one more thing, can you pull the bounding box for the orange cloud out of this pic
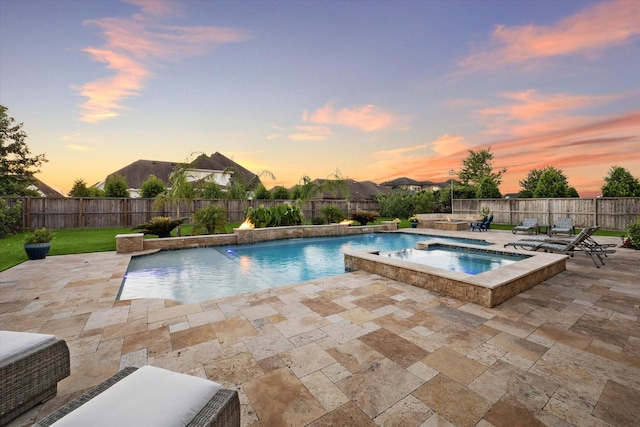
[475,89,621,137]
[305,103,407,132]
[79,0,249,123]
[459,0,640,72]
[431,134,469,156]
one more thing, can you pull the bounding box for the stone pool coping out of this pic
[344,239,567,308]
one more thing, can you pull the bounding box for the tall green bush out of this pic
[0,199,23,238]
[139,174,165,198]
[626,217,640,249]
[104,174,130,198]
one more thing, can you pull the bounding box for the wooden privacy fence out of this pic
[453,197,640,231]
[4,197,639,231]
[3,197,380,230]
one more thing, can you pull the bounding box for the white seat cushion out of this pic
[50,366,221,427]
[0,330,56,361]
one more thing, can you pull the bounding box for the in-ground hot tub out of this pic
[344,241,567,307]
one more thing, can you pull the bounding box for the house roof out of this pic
[380,177,422,187]
[29,178,65,197]
[103,152,260,188]
[312,179,389,201]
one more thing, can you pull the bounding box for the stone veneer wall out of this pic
[344,251,566,307]
[117,223,397,253]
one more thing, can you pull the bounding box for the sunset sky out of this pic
[1,0,639,197]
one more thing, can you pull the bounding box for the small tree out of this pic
[458,147,506,188]
[532,167,570,198]
[0,105,48,196]
[476,176,502,198]
[154,162,195,236]
[601,166,640,197]
[139,174,165,198]
[271,186,290,200]
[104,174,130,197]
[68,178,92,197]
[199,180,224,199]
[518,168,543,198]
[253,184,272,200]
[0,198,23,237]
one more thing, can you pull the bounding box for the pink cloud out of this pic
[459,0,640,72]
[79,0,249,123]
[474,89,629,138]
[288,126,332,141]
[305,103,407,132]
[369,111,640,196]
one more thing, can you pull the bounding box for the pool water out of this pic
[382,246,527,275]
[118,233,490,304]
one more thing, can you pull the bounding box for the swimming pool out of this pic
[382,246,528,274]
[118,233,490,304]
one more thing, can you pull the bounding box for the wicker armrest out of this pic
[0,338,70,425]
[33,367,240,427]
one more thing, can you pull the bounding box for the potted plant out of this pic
[408,215,419,228]
[24,227,53,260]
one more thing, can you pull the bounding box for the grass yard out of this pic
[0,221,625,272]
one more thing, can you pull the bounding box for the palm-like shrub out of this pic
[321,205,344,224]
[191,206,227,235]
[132,216,183,238]
[349,210,379,226]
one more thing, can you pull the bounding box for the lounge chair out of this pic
[470,215,493,232]
[550,217,575,236]
[512,218,539,234]
[504,227,612,268]
[0,331,70,425]
[33,366,240,427]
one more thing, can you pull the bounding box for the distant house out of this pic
[312,179,389,201]
[27,178,65,198]
[380,177,449,192]
[95,152,261,198]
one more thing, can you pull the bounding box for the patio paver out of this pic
[1,230,638,426]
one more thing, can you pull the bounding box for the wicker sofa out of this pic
[33,366,240,427]
[0,331,70,425]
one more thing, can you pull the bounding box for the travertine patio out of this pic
[1,230,638,426]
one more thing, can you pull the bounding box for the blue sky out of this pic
[1,0,638,196]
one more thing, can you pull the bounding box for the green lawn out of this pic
[0,221,625,273]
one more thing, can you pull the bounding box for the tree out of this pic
[601,166,640,197]
[198,180,224,199]
[154,162,195,236]
[0,105,47,196]
[271,186,290,200]
[476,176,502,198]
[253,183,272,200]
[139,174,165,198]
[532,167,570,198]
[518,168,543,198]
[104,174,130,197]
[68,178,92,197]
[458,147,506,188]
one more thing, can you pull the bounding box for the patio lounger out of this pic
[504,227,611,268]
[512,218,539,234]
[33,366,240,427]
[550,217,575,236]
[0,331,70,425]
[470,215,493,232]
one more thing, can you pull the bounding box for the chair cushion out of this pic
[0,330,56,361]
[50,366,221,427]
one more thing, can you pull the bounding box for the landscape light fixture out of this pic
[449,169,455,213]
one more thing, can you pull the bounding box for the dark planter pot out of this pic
[410,222,418,228]
[24,243,51,260]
